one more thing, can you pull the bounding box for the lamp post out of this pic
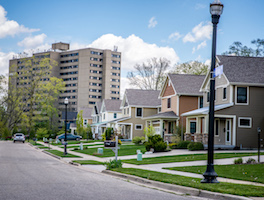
[201,0,223,184]
[64,97,68,155]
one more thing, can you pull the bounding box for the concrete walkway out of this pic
[36,141,264,187]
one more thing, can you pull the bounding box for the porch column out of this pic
[186,117,190,133]
[160,119,163,138]
[196,117,201,133]
[204,115,209,133]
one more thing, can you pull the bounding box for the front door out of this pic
[225,119,231,145]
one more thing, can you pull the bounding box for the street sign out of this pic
[213,65,223,78]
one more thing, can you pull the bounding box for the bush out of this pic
[132,136,145,145]
[105,127,114,140]
[169,143,178,149]
[144,125,155,138]
[177,141,191,149]
[104,159,122,170]
[246,158,256,164]
[187,142,204,151]
[234,157,243,164]
[144,135,167,152]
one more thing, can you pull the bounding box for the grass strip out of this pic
[72,160,104,165]
[122,152,264,165]
[30,142,44,146]
[112,168,264,197]
[38,146,50,149]
[51,140,102,146]
[59,143,104,149]
[164,163,264,184]
[45,150,81,158]
[74,145,146,157]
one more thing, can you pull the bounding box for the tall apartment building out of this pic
[9,42,121,111]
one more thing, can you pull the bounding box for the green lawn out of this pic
[72,160,104,165]
[29,141,44,146]
[164,163,264,184]
[38,146,50,149]
[122,152,264,165]
[59,143,104,149]
[74,145,146,157]
[45,150,81,158]
[51,140,102,146]
[112,168,264,197]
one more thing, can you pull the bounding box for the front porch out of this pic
[144,111,179,142]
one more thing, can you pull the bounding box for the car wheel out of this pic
[23,141,25,143]
[76,138,80,141]
[13,140,15,143]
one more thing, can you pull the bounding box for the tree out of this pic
[223,39,264,57]
[127,57,171,90]
[172,61,209,75]
[76,110,84,136]
[6,54,64,136]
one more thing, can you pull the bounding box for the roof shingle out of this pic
[126,89,161,107]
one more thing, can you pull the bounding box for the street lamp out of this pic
[64,97,68,155]
[201,0,223,184]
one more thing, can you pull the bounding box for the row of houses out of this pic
[67,55,264,149]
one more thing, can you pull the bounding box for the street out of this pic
[0,141,199,200]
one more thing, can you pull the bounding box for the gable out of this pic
[162,81,175,97]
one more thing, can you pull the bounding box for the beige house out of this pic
[144,74,205,142]
[109,89,161,140]
[182,55,264,149]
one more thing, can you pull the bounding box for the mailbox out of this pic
[104,140,116,147]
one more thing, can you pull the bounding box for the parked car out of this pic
[13,133,25,143]
[56,133,82,141]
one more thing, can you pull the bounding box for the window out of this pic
[136,108,142,117]
[114,113,117,118]
[190,122,196,134]
[207,92,210,102]
[168,122,173,133]
[199,96,203,108]
[111,54,120,58]
[127,108,129,115]
[124,109,126,115]
[135,124,143,130]
[223,88,227,100]
[167,98,171,108]
[238,117,252,128]
[103,114,105,120]
[84,119,87,125]
[236,87,248,104]
[215,120,219,136]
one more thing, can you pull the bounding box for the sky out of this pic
[0,0,263,95]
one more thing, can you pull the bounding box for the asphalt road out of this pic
[0,141,200,200]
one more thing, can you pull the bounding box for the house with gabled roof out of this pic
[182,55,264,148]
[90,99,122,139]
[111,89,161,140]
[144,74,205,142]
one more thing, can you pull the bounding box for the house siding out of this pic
[162,82,175,97]
[216,86,264,148]
[179,96,199,127]
[161,95,177,113]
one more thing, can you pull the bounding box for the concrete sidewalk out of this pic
[36,141,264,187]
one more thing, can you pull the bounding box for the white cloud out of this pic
[88,34,179,71]
[183,21,212,43]
[168,32,182,41]
[148,17,157,28]
[0,5,39,38]
[0,51,16,76]
[18,33,47,49]
[192,40,207,53]
[195,3,206,10]
[205,59,211,66]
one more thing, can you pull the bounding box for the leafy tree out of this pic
[144,125,156,138]
[223,39,264,57]
[127,57,171,90]
[84,124,93,140]
[36,128,49,140]
[76,110,84,136]
[105,127,114,140]
[172,61,209,75]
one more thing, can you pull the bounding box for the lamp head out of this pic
[210,0,224,16]
[64,97,68,105]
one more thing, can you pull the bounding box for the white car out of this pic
[13,133,25,143]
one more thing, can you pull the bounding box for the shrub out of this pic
[144,125,155,138]
[169,143,178,149]
[74,147,79,150]
[171,135,181,144]
[132,136,145,145]
[104,159,122,170]
[187,142,204,151]
[177,141,191,149]
[144,135,167,152]
[246,158,256,164]
[234,157,243,164]
[105,127,114,140]
[101,133,106,141]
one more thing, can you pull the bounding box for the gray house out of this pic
[182,55,264,149]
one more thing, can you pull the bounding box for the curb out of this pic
[102,170,252,200]
[42,150,61,160]
[69,161,80,166]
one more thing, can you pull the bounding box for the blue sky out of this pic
[0,0,263,91]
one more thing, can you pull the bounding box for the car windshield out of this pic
[15,134,23,137]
